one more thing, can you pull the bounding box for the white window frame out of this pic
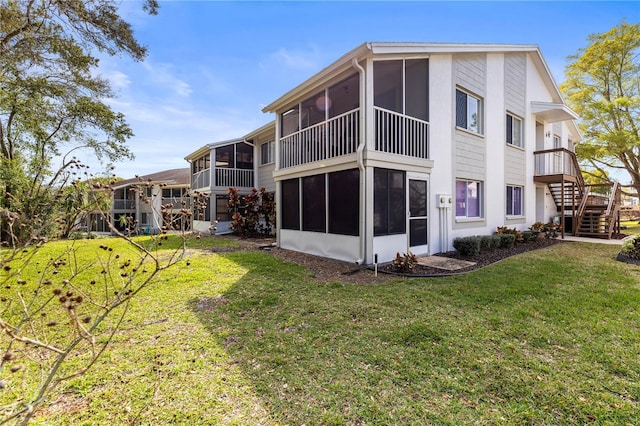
[260,140,275,165]
[506,185,524,217]
[455,179,483,219]
[456,88,483,135]
[506,113,523,148]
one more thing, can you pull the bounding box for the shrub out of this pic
[489,234,502,249]
[391,251,418,273]
[522,230,538,242]
[479,235,493,252]
[621,235,640,259]
[453,236,481,257]
[496,226,523,243]
[228,187,276,237]
[498,233,516,249]
[542,222,559,239]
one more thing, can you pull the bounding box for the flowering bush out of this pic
[391,252,418,273]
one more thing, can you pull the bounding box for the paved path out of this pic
[561,235,626,245]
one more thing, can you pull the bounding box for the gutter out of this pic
[352,57,367,265]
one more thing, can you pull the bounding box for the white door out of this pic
[408,174,429,255]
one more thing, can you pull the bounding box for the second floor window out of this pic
[456,89,482,134]
[261,141,275,165]
[506,113,523,148]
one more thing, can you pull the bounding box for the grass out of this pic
[622,220,640,234]
[2,236,639,425]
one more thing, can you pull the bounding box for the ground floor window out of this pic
[456,179,482,218]
[216,195,230,221]
[374,168,406,236]
[195,196,211,222]
[506,185,523,216]
[281,169,359,235]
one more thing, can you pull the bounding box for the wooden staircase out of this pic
[534,148,622,239]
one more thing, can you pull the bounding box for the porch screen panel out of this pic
[301,91,325,129]
[405,59,429,121]
[216,145,234,168]
[302,175,326,232]
[328,169,359,236]
[328,74,360,118]
[281,106,300,137]
[236,142,253,169]
[281,179,300,230]
[374,61,402,113]
[374,168,406,236]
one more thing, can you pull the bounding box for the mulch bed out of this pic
[380,238,565,276]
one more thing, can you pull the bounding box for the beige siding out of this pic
[505,146,526,186]
[455,54,486,96]
[455,134,485,181]
[454,54,486,182]
[258,163,275,193]
[504,52,527,188]
[504,53,526,117]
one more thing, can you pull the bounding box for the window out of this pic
[261,141,275,165]
[281,179,300,230]
[506,113,523,148]
[553,135,561,149]
[456,89,482,134]
[140,213,148,225]
[216,195,230,221]
[374,168,406,236]
[328,169,359,236]
[195,196,211,221]
[456,180,482,218]
[506,185,523,216]
[302,175,326,232]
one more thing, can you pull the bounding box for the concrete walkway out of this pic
[560,235,627,245]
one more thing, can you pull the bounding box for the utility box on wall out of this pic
[436,194,453,209]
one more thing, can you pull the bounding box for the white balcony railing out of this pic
[280,109,359,168]
[215,168,254,188]
[192,169,211,189]
[162,197,191,209]
[113,199,135,210]
[374,107,429,159]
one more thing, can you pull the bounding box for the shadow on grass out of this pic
[188,245,640,425]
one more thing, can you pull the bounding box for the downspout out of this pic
[352,57,366,265]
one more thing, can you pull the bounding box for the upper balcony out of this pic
[191,167,254,190]
[281,109,359,168]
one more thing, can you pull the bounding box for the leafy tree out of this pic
[561,21,640,197]
[0,0,159,246]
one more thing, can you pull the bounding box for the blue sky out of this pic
[87,1,639,180]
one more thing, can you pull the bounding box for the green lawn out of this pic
[2,236,639,425]
[622,220,640,234]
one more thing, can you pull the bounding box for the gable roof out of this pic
[112,168,190,189]
[262,42,565,112]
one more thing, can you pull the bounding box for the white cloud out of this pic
[142,60,193,97]
[269,46,322,70]
[102,70,131,91]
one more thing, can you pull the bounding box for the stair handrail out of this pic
[575,184,591,236]
[605,182,621,238]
